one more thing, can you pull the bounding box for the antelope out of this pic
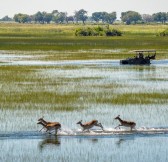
[38,116,58,132]
[77,120,104,131]
[114,115,136,131]
[37,121,61,135]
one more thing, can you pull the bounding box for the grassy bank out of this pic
[0,23,168,59]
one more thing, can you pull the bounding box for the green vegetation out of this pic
[121,11,142,25]
[105,28,122,36]
[159,28,168,36]
[0,65,168,111]
[0,23,168,111]
[75,26,122,36]
[0,21,168,153]
[4,9,167,25]
[0,65,85,111]
[96,92,168,105]
[0,23,168,60]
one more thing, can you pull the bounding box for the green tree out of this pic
[142,14,153,23]
[57,12,67,23]
[52,10,59,15]
[92,12,116,24]
[52,12,67,23]
[104,12,116,24]
[121,11,142,24]
[34,11,44,23]
[13,13,31,23]
[66,16,74,23]
[43,12,52,24]
[152,12,167,24]
[52,10,59,23]
[0,15,13,21]
[74,9,88,24]
[100,12,108,23]
[92,12,103,22]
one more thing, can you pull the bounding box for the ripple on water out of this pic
[1,127,168,140]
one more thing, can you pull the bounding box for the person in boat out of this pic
[145,55,150,59]
[138,52,144,58]
[134,55,138,59]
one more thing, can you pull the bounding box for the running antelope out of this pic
[114,115,136,131]
[38,116,58,132]
[77,120,104,131]
[37,121,61,135]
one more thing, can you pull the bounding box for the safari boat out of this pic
[120,50,156,65]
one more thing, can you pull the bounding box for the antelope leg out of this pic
[95,123,104,130]
[115,125,121,129]
[39,127,45,132]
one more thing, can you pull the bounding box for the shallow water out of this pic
[1,53,168,161]
[1,133,168,162]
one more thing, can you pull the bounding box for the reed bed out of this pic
[0,23,168,110]
[0,23,168,59]
[0,62,168,111]
[0,23,168,162]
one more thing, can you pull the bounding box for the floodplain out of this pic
[0,23,168,162]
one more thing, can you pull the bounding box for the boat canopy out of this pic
[120,49,156,65]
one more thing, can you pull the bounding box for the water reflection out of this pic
[38,136,61,151]
[78,136,99,144]
[0,134,168,162]
[115,136,135,148]
[115,138,125,147]
[91,138,99,143]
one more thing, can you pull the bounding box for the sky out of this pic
[0,0,168,19]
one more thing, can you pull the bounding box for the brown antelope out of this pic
[38,117,58,132]
[37,121,61,135]
[114,115,136,131]
[77,120,104,131]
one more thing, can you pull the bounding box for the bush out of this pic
[75,26,122,36]
[105,29,122,36]
[75,27,98,36]
[75,28,90,36]
[159,29,168,36]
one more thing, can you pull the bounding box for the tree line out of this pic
[1,9,168,25]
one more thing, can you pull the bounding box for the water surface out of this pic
[0,54,168,161]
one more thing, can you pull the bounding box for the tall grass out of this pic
[0,64,168,111]
[0,23,167,60]
[0,24,168,111]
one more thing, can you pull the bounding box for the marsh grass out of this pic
[0,23,168,59]
[94,92,168,105]
[0,63,168,111]
[0,65,104,111]
[0,24,168,111]
[0,66,86,111]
